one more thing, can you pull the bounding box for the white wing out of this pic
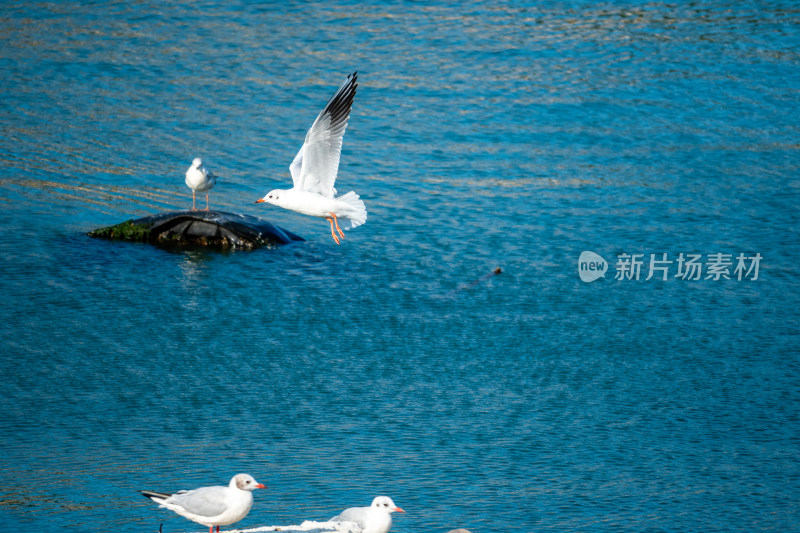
[168,486,228,518]
[289,72,357,198]
[331,505,368,526]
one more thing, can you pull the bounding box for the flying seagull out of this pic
[255,72,366,244]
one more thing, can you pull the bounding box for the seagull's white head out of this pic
[370,496,404,514]
[255,189,283,206]
[191,157,203,169]
[231,473,266,491]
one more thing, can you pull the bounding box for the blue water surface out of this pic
[1,2,799,532]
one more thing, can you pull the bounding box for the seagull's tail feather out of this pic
[337,191,367,230]
[140,490,172,503]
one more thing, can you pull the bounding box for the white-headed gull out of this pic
[255,72,367,244]
[186,157,217,211]
[140,473,265,533]
[331,496,405,533]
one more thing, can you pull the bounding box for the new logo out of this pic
[578,251,608,282]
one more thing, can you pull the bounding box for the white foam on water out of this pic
[232,520,360,533]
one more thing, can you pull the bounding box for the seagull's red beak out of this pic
[255,483,266,489]
[254,198,266,204]
[394,507,405,513]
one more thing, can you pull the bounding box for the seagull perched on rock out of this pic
[140,473,265,533]
[185,157,217,211]
[255,72,366,244]
[330,496,405,533]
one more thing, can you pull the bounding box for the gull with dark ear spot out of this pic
[330,496,405,533]
[255,72,367,245]
[140,473,265,533]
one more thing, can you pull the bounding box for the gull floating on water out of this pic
[186,157,217,211]
[255,72,367,244]
[330,496,405,533]
[140,473,265,533]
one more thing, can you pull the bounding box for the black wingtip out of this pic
[140,490,172,500]
[320,72,358,124]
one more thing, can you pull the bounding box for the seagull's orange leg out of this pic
[205,192,210,211]
[330,213,346,239]
[191,191,197,211]
[326,217,341,245]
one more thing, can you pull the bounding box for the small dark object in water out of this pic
[89,210,304,250]
[444,266,503,298]
[465,266,502,289]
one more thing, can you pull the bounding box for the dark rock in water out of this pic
[89,210,304,249]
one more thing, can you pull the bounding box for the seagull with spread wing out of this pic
[255,72,366,244]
